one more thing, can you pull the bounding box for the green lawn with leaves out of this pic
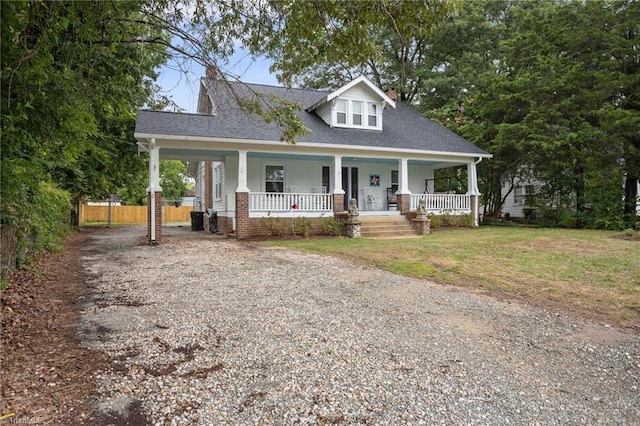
[263,227,640,330]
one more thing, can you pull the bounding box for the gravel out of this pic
[79,225,640,425]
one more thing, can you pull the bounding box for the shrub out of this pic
[427,213,472,228]
[320,217,344,236]
[292,217,313,237]
[259,216,288,236]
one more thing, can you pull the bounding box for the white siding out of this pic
[212,161,226,213]
[315,102,332,126]
[342,85,378,101]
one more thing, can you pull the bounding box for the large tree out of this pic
[1,1,166,265]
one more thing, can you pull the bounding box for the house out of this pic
[500,172,640,222]
[500,174,542,221]
[135,75,492,241]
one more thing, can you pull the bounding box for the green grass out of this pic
[262,227,640,329]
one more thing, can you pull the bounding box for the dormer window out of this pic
[333,98,381,130]
[305,75,395,130]
[352,101,363,126]
[368,104,377,127]
[336,99,347,125]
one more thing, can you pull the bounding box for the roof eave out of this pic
[134,132,491,160]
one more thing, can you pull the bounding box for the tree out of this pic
[159,161,189,205]
[1,0,166,267]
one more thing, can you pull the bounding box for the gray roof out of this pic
[135,80,489,156]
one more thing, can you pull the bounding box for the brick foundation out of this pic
[147,191,162,242]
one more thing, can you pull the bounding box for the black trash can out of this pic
[190,211,204,231]
[209,210,218,234]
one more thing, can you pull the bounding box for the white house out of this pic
[135,75,492,241]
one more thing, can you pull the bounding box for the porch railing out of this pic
[250,192,333,212]
[410,193,471,214]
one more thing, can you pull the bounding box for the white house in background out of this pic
[500,175,542,220]
[135,75,492,241]
[500,174,640,221]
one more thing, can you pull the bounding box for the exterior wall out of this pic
[501,176,542,218]
[343,85,378,101]
[212,161,226,213]
[215,153,472,237]
[204,161,213,209]
[315,102,332,125]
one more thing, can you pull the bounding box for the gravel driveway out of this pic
[80,225,639,425]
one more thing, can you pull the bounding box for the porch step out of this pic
[359,215,420,238]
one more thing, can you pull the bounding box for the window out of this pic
[514,184,535,204]
[352,101,363,126]
[214,165,222,200]
[336,99,347,125]
[368,103,377,127]
[265,165,284,193]
[322,166,331,192]
[334,98,380,129]
[391,170,398,187]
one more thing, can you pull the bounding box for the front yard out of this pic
[265,227,640,330]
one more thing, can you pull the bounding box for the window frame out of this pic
[214,164,223,201]
[333,98,381,130]
[264,164,285,193]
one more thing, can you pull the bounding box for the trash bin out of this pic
[209,210,218,234]
[190,211,204,231]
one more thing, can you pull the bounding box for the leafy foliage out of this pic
[1,1,165,266]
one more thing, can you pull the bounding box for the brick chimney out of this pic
[385,87,397,101]
[206,66,218,79]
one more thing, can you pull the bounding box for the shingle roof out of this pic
[135,80,489,156]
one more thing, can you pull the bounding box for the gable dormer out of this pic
[306,76,396,131]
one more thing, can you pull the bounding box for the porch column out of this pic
[147,140,162,243]
[467,160,480,227]
[236,150,250,238]
[397,158,410,213]
[333,155,345,213]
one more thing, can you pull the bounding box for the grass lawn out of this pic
[263,227,640,330]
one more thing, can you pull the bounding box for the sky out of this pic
[156,49,279,113]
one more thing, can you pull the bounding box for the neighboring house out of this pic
[500,175,542,220]
[135,75,492,241]
[86,194,123,206]
[500,174,640,221]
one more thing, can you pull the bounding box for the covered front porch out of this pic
[139,139,483,241]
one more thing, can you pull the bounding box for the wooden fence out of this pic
[80,205,192,224]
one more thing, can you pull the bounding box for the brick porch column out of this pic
[147,191,162,242]
[396,193,411,214]
[333,193,345,214]
[236,191,250,239]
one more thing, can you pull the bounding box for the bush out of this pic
[259,216,288,236]
[320,217,344,236]
[292,217,313,237]
[427,213,472,228]
[2,181,71,269]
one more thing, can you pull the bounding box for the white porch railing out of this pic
[250,192,333,212]
[410,193,471,214]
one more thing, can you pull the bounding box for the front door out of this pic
[342,167,359,211]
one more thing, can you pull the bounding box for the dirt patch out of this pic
[0,228,113,425]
